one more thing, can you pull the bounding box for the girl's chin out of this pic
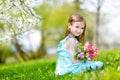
[72,33,80,37]
[75,34,80,36]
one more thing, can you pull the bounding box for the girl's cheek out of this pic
[73,28,76,31]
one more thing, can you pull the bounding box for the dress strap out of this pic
[63,34,78,43]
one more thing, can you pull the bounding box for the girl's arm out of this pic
[65,38,80,64]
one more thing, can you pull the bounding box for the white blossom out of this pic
[0,0,41,43]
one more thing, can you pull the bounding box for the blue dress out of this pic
[55,34,103,75]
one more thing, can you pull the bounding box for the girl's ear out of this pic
[68,23,71,29]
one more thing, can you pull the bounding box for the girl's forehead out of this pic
[73,22,85,27]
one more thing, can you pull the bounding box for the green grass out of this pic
[0,49,120,80]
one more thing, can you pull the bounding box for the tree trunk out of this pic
[0,57,5,63]
[74,0,80,10]
[27,36,36,59]
[96,5,100,47]
[12,36,27,61]
[37,30,46,58]
[0,50,5,63]
[93,0,103,47]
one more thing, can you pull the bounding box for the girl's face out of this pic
[68,22,85,37]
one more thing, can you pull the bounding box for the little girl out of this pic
[55,13,103,75]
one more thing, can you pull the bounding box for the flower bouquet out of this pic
[74,42,98,62]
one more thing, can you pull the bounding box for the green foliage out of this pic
[0,22,4,30]
[9,8,22,17]
[74,43,84,60]
[76,43,84,51]
[74,52,78,59]
[0,44,13,63]
[33,0,96,49]
[33,2,79,48]
[0,49,120,80]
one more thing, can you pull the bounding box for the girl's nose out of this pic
[78,30,81,33]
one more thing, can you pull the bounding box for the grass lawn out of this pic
[0,49,120,80]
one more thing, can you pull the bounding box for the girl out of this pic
[55,13,103,75]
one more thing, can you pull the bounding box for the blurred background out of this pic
[0,0,120,64]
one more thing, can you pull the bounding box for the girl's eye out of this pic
[81,28,84,29]
[75,26,79,28]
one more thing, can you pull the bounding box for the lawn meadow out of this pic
[0,49,120,80]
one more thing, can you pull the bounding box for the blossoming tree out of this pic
[0,0,41,61]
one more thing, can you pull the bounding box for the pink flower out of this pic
[84,42,93,52]
[84,42,90,47]
[88,51,98,58]
[80,55,84,58]
[74,41,98,62]
[78,52,84,58]
[93,52,98,57]
[78,49,81,53]
[87,57,91,61]
[92,45,98,52]
[76,41,79,44]
[89,53,94,58]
